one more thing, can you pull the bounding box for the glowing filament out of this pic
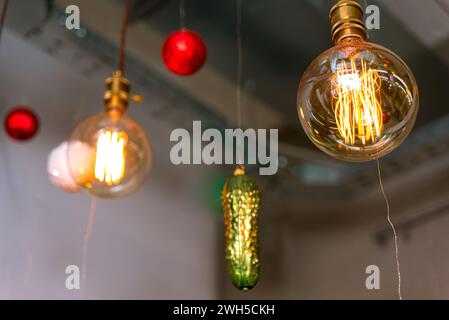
[332,59,383,145]
[94,130,127,186]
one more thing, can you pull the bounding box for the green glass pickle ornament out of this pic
[222,166,261,291]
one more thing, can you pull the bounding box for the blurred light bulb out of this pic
[68,71,152,198]
[68,140,95,186]
[297,0,419,162]
[47,141,82,193]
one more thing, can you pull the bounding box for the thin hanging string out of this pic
[0,0,10,44]
[81,196,97,296]
[234,0,245,272]
[179,0,186,29]
[118,0,132,73]
[235,0,243,165]
[376,158,402,300]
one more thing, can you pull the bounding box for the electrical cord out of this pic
[118,0,132,73]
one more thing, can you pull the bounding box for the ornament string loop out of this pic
[236,0,243,165]
[179,0,186,29]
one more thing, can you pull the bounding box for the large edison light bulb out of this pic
[297,0,419,162]
[68,71,152,198]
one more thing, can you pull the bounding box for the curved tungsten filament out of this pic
[333,59,383,145]
[94,130,127,185]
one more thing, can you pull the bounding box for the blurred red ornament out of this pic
[4,107,39,141]
[162,29,207,76]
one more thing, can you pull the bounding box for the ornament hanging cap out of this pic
[234,166,245,176]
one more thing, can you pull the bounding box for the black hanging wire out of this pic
[118,0,132,73]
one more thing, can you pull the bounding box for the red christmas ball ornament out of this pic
[4,107,39,141]
[162,29,207,76]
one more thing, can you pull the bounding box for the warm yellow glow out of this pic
[332,58,383,145]
[94,130,127,186]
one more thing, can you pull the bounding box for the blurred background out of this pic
[1,0,449,299]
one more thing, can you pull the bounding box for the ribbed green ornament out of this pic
[222,166,261,292]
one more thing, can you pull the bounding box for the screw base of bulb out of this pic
[103,70,142,116]
[330,0,367,45]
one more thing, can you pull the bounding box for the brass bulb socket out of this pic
[330,0,368,45]
[103,70,142,116]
